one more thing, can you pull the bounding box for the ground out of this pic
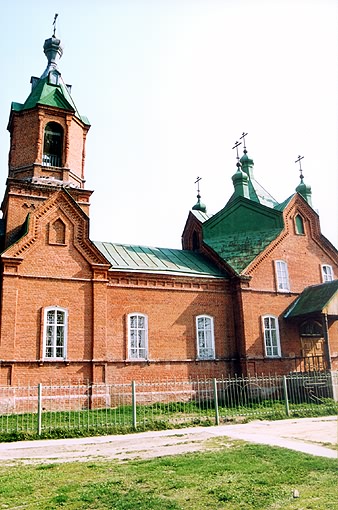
[0,416,336,464]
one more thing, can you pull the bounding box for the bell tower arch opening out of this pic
[43,122,63,167]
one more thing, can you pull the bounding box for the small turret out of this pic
[40,34,63,79]
[192,177,207,213]
[295,155,312,206]
[231,138,249,199]
[192,194,207,213]
[296,177,312,206]
[232,161,249,199]
[240,149,254,179]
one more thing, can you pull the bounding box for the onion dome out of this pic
[232,162,249,199]
[192,193,207,213]
[240,149,254,178]
[40,35,64,79]
[296,177,312,206]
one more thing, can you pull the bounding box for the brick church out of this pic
[0,32,337,386]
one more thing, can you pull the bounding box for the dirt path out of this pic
[0,416,336,464]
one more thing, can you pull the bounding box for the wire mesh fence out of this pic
[0,371,337,440]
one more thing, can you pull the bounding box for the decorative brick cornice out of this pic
[107,272,228,292]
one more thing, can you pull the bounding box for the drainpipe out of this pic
[322,313,332,370]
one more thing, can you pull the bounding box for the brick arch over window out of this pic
[43,122,63,167]
[49,218,66,245]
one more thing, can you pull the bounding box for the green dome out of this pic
[192,194,207,213]
[232,166,248,184]
[239,149,254,178]
[296,178,312,206]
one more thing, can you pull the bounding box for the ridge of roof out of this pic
[191,209,212,223]
[93,241,228,278]
[274,194,294,211]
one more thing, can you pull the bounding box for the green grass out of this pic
[0,399,337,442]
[0,443,337,509]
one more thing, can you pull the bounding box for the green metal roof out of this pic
[284,280,338,318]
[94,241,227,278]
[202,196,284,273]
[248,178,278,208]
[12,76,90,126]
[205,229,282,273]
[191,209,212,223]
[273,194,294,211]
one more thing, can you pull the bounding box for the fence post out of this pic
[37,383,42,436]
[213,378,219,425]
[282,376,290,417]
[131,380,137,430]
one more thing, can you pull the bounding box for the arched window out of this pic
[275,260,290,292]
[300,320,323,337]
[43,307,68,359]
[196,315,215,359]
[128,313,148,359]
[295,214,304,234]
[49,219,66,245]
[262,315,281,357]
[192,231,200,251]
[43,122,63,167]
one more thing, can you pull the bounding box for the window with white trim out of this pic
[43,307,67,359]
[196,315,215,359]
[128,313,148,359]
[321,264,334,282]
[262,315,281,357]
[275,260,290,292]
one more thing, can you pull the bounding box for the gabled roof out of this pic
[202,196,284,273]
[191,209,212,223]
[284,280,338,318]
[274,194,294,211]
[1,189,108,267]
[94,241,228,278]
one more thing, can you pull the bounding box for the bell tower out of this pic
[2,26,92,249]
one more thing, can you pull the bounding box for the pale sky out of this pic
[1,0,337,248]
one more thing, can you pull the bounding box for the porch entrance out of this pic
[300,338,326,371]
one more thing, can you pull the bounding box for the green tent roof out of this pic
[202,196,284,273]
[284,280,338,318]
[11,75,90,126]
[94,241,228,278]
[205,229,282,273]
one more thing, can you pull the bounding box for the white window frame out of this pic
[321,264,334,282]
[43,307,68,360]
[275,260,290,292]
[262,315,281,358]
[196,315,215,360]
[128,313,148,360]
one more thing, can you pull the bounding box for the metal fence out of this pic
[0,371,337,439]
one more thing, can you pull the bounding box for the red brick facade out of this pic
[0,36,337,386]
